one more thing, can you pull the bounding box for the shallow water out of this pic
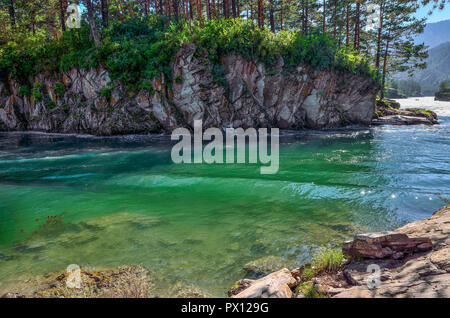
[0,98,449,296]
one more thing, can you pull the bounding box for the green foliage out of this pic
[440,81,449,91]
[311,247,344,273]
[99,88,112,100]
[175,74,183,84]
[300,266,316,282]
[54,82,65,97]
[295,282,325,298]
[18,85,31,97]
[47,100,56,110]
[138,81,155,95]
[0,16,378,92]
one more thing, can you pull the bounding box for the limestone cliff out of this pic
[0,44,378,136]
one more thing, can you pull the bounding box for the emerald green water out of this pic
[0,115,449,296]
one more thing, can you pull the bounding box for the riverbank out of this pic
[231,204,450,298]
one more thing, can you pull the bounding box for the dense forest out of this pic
[0,0,447,97]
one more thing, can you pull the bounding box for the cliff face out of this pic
[0,44,378,136]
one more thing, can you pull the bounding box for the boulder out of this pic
[342,231,432,259]
[371,115,437,126]
[231,268,296,298]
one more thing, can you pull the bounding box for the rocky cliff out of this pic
[0,44,378,136]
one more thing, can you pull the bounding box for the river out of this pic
[0,97,449,296]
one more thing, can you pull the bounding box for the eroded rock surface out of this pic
[231,268,296,298]
[0,44,378,135]
[342,232,432,259]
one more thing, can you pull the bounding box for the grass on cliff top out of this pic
[0,16,378,92]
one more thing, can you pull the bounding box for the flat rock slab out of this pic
[333,205,450,298]
[343,231,432,259]
[371,115,437,126]
[231,268,296,298]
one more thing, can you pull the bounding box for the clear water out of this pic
[0,100,449,296]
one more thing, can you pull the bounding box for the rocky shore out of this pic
[435,89,450,102]
[372,98,439,126]
[231,204,449,298]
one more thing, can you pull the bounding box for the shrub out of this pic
[295,282,325,298]
[18,85,31,97]
[440,81,449,91]
[54,82,65,97]
[99,88,112,100]
[311,247,344,273]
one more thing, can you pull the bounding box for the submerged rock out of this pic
[166,282,211,298]
[1,264,155,298]
[243,256,298,277]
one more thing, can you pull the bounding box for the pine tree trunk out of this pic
[224,0,230,18]
[173,0,179,20]
[206,0,211,19]
[346,3,350,46]
[322,0,326,34]
[280,0,283,30]
[333,0,337,38]
[375,1,384,69]
[85,0,101,47]
[257,0,263,28]
[269,0,275,32]
[197,0,202,21]
[101,0,109,28]
[211,0,217,17]
[9,0,16,29]
[381,38,390,99]
[59,0,66,32]
[354,1,360,51]
[302,0,308,35]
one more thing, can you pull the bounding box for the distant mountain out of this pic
[395,41,450,95]
[414,19,450,49]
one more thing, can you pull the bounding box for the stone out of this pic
[232,268,296,298]
[342,231,432,259]
[371,115,437,126]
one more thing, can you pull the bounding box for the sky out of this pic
[415,2,450,23]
